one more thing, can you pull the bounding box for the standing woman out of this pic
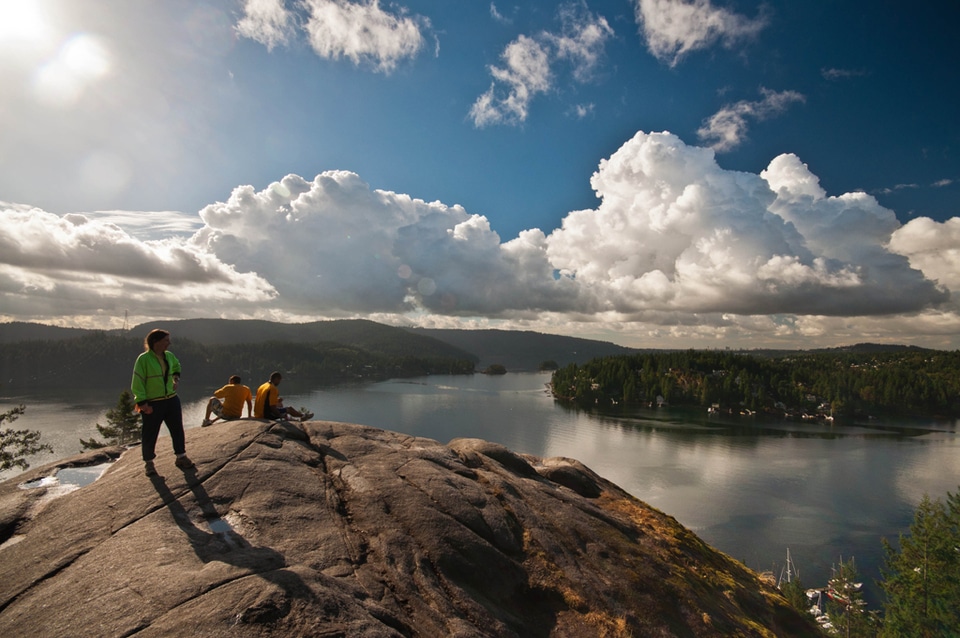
[131,329,194,476]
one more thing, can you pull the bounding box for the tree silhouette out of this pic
[0,405,52,471]
[880,491,960,637]
[80,390,142,449]
[825,556,877,637]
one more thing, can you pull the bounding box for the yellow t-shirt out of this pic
[254,381,280,418]
[214,383,252,419]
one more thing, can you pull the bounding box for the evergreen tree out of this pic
[946,489,960,625]
[0,405,53,471]
[779,577,808,613]
[825,556,877,637]
[80,390,141,449]
[880,492,960,637]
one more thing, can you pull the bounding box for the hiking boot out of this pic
[144,461,158,477]
[175,455,195,470]
[300,411,314,421]
[201,419,213,427]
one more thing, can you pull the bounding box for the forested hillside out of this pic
[0,328,475,400]
[405,327,636,370]
[0,319,639,376]
[551,348,960,418]
[131,318,478,363]
[0,322,93,343]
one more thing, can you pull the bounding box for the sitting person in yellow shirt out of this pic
[202,375,253,426]
[253,371,313,421]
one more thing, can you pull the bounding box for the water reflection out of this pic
[548,402,958,606]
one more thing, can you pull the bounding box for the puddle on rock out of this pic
[19,462,112,490]
[19,476,58,490]
[208,518,233,534]
[57,463,111,487]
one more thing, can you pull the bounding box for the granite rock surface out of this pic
[0,419,820,637]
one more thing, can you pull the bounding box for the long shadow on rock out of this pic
[149,468,314,623]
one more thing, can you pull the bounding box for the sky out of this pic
[1,0,959,350]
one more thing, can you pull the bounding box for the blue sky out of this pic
[1,0,959,349]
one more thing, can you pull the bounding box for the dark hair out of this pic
[144,329,170,351]
[270,371,283,383]
[229,375,242,383]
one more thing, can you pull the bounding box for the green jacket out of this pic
[131,350,181,405]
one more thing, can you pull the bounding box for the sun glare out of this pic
[0,0,50,43]
[60,33,110,77]
[32,33,110,107]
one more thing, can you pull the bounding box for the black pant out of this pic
[140,396,185,461]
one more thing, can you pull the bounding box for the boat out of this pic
[826,580,863,605]
[824,559,863,606]
[777,550,831,621]
[777,548,799,588]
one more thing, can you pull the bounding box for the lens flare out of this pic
[417,277,436,296]
[31,33,111,107]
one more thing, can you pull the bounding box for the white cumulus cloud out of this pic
[4,132,959,348]
[0,203,276,324]
[698,88,806,152]
[302,0,425,73]
[544,131,947,317]
[633,0,767,66]
[888,217,960,292]
[470,35,552,127]
[548,2,614,82]
[236,0,427,73]
[194,172,584,316]
[470,3,612,127]
[175,133,955,337]
[235,0,296,51]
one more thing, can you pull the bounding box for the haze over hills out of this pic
[0,319,940,376]
[132,319,638,370]
[0,319,477,400]
[131,318,478,364]
[405,327,637,370]
[0,322,93,343]
[0,319,640,372]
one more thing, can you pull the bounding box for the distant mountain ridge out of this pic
[131,318,478,363]
[811,342,931,354]
[0,319,934,372]
[130,320,642,371]
[0,322,93,343]
[0,319,480,399]
[0,319,640,372]
[404,327,638,370]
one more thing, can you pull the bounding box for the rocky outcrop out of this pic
[0,420,820,637]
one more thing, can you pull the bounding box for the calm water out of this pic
[3,371,959,606]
